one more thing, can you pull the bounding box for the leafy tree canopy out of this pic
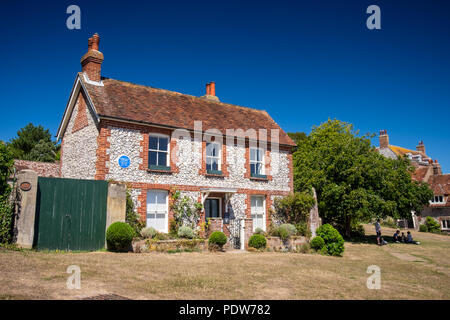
[7,123,59,162]
[293,119,433,237]
[287,132,307,146]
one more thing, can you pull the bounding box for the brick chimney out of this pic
[202,82,219,102]
[416,140,425,155]
[80,33,104,82]
[433,159,442,175]
[379,129,389,149]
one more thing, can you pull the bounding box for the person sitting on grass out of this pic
[401,232,407,243]
[393,230,401,242]
[406,231,420,245]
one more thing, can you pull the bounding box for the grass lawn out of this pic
[0,224,449,300]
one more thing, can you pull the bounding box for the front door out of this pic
[204,198,221,220]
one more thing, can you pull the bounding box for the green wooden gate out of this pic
[34,177,108,251]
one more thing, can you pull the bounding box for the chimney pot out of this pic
[210,81,216,96]
[206,82,211,96]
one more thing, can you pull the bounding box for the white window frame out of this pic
[206,142,221,172]
[204,197,222,219]
[430,195,444,204]
[441,219,450,230]
[251,195,266,231]
[250,147,265,176]
[146,190,169,233]
[148,133,170,167]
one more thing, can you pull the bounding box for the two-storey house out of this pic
[56,34,296,241]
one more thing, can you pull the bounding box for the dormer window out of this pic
[148,134,170,171]
[430,195,444,204]
[206,142,221,174]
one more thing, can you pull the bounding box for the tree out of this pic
[7,123,59,162]
[293,119,433,237]
[287,132,307,146]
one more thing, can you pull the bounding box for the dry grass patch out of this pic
[0,225,449,300]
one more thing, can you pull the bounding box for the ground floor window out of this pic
[147,190,168,233]
[442,219,450,230]
[251,195,266,231]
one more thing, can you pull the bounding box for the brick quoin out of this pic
[94,126,111,180]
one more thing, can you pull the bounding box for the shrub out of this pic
[106,222,134,252]
[278,223,297,241]
[350,224,365,238]
[178,226,194,239]
[248,234,267,249]
[295,222,312,238]
[272,192,315,224]
[254,227,265,235]
[125,190,145,237]
[0,196,13,244]
[154,232,170,241]
[425,217,441,233]
[208,231,227,250]
[299,243,310,254]
[419,224,428,232]
[141,227,158,239]
[316,224,345,256]
[310,236,325,251]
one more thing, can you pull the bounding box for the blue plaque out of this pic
[118,155,130,168]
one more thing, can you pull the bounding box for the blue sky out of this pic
[0,0,449,172]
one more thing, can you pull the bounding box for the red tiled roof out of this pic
[428,174,450,195]
[81,75,295,147]
[14,160,60,177]
[412,166,430,182]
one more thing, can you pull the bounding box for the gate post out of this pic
[15,170,38,249]
[309,187,320,237]
[106,182,127,230]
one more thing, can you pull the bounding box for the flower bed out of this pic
[266,236,308,252]
[132,238,208,253]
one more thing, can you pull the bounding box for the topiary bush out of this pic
[419,224,428,232]
[310,235,325,251]
[141,227,158,239]
[208,231,227,250]
[248,233,267,249]
[316,224,345,256]
[178,226,194,239]
[277,223,297,241]
[425,216,441,233]
[106,222,134,252]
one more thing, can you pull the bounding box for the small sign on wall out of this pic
[118,155,131,168]
[20,182,32,191]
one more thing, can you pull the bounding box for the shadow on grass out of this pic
[345,234,392,245]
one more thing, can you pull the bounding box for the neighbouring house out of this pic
[56,34,296,245]
[377,130,450,232]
